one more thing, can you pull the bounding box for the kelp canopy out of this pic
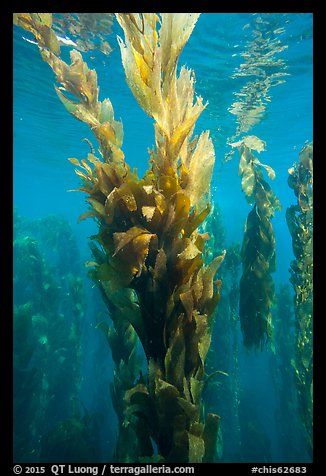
[13,13,225,462]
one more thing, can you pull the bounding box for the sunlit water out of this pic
[13,13,313,463]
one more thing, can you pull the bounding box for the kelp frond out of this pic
[14,13,124,165]
[232,136,281,349]
[116,13,214,210]
[43,49,125,164]
[13,13,60,54]
[286,142,313,455]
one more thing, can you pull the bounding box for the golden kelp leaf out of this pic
[154,192,166,215]
[164,325,186,391]
[192,312,210,363]
[188,431,205,463]
[117,183,138,212]
[75,168,88,181]
[255,179,282,217]
[198,330,211,364]
[81,159,93,177]
[159,174,179,198]
[39,47,125,163]
[169,103,204,160]
[116,14,157,113]
[87,197,106,216]
[113,227,148,256]
[78,211,96,222]
[94,164,112,196]
[142,206,156,222]
[104,187,118,224]
[143,185,154,195]
[184,204,211,237]
[190,422,204,439]
[238,149,256,200]
[199,252,225,307]
[184,131,215,206]
[160,14,200,85]
[259,162,276,180]
[189,376,202,405]
[177,240,201,261]
[242,169,256,199]
[183,377,192,403]
[14,13,60,55]
[33,13,52,27]
[99,163,120,187]
[179,290,194,321]
[64,102,100,128]
[55,86,79,116]
[192,276,204,304]
[96,122,117,145]
[105,182,138,220]
[177,397,198,423]
[153,248,167,282]
[112,228,156,280]
[154,378,180,420]
[68,157,81,166]
[203,413,220,462]
[174,190,191,219]
[132,233,156,276]
[116,13,202,151]
[192,234,207,255]
[86,153,100,165]
[99,97,114,123]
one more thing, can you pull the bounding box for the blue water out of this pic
[13,13,313,463]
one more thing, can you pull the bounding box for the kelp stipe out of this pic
[231,136,281,349]
[14,13,225,462]
[286,142,313,457]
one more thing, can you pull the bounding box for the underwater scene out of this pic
[13,13,313,464]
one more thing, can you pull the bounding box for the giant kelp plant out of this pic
[271,284,304,462]
[14,13,225,462]
[224,16,287,349]
[13,212,98,462]
[286,142,313,457]
[231,136,281,349]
